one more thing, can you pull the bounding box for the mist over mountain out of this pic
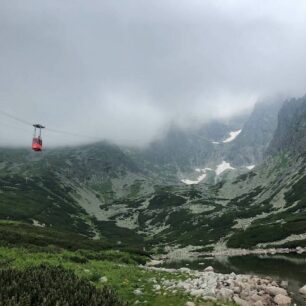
[2,2,306,305]
[2,94,306,249]
[267,95,306,156]
[2,1,306,147]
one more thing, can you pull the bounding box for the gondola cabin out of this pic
[32,137,43,151]
[32,124,45,152]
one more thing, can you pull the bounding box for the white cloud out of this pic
[1,0,306,147]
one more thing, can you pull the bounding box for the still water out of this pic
[163,254,306,305]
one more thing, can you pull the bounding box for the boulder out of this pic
[204,266,214,272]
[133,289,143,296]
[185,302,195,306]
[190,289,205,296]
[273,294,291,306]
[202,296,217,301]
[299,284,306,296]
[99,276,108,283]
[254,301,264,306]
[251,293,262,302]
[233,295,249,306]
[153,284,161,291]
[265,286,287,296]
[280,281,288,288]
[296,246,304,254]
[179,267,191,273]
[217,288,233,300]
[146,260,163,266]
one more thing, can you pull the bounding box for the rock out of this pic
[299,284,306,296]
[280,281,288,288]
[179,267,191,273]
[204,266,214,272]
[146,260,163,266]
[190,289,205,296]
[233,286,241,294]
[133,289,143,296]
[181,283,192,290]
[163,280,172,286]
[274,294,291,306]
[254,301,264,306]
[153,284,161,291]
[296,246,304,254]
[266,286,287,296]
[233,295,249,306]
[99,276,108,283]
[185,302,195,306]
[217,288,233,300]
[202,296,217,301]
[251,293,262,302]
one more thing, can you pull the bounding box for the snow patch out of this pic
[32,219,45,227]
[215,161,234,175]
[222,129,241,143]
[181,173,207,185]
[181,168,212,185]
[246,165,255,170]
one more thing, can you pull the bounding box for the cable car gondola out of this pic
[32,124,45,152]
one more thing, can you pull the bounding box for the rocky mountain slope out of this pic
[1,95,306,253]
[126,98,283,185]
[225,99,283,166]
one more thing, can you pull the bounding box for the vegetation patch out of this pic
[0,265,126,306]
[148,192,186,209]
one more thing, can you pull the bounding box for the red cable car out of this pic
[32,124,45,152]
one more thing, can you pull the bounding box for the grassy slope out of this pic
[226,155,306,248]
[0,222,236,306]
[0,246,239,306]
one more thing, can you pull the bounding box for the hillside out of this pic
[1,96,306,254]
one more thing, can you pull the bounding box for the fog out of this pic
[1,0,306,147]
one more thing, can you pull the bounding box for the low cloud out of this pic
[1,0,306,147]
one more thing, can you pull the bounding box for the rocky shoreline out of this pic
[198,246,306,258]
[142,264,306,306]
[158,246,306,262]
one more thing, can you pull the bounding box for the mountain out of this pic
[1,95,306,253]
[217,96,306,249]
[127,98,283,185]
[224,99,283,166]
[0,143,150,246]
[267,95,306,156]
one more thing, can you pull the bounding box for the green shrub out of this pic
[0,265,128,306]
[63,254,88,264]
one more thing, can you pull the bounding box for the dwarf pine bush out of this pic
[0,265,128,306]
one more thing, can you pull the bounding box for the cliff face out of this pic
[267,96,306,156]
[224,99,283,166]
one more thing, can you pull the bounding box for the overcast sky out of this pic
[1,0,306,147]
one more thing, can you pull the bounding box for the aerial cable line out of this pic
[0,110,33,126]
[0,120,32,133]
[45,127,101,141]
[0,109,101,141]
